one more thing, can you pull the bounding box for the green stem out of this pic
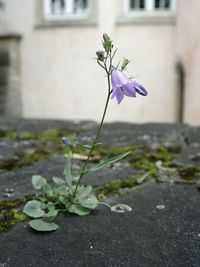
[72,74,111,200]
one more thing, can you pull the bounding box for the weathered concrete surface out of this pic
[1,183,200,267]
[0,119,200,267]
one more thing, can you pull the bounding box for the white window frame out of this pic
[44,0,90,20]
[124,0,176,18]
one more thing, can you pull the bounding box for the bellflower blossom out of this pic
[111,69,147,104]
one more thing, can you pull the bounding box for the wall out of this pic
[0,36,22,117]
[176,0,200,125]
[0,0,178,123]
[0,46,8,115]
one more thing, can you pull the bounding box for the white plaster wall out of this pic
[0,0,177,123]
[176,0,200,125]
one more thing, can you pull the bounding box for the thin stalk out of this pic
[97,60,106,70]
[72,73,111,200]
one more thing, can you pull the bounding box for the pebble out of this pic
[4,188,15,193]
[156,204,165,210]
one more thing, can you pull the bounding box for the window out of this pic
[125,0,176,14]
[155,0,171,9]
[44,0,90,20]
[130,0,145,10]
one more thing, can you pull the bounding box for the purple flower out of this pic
[62,136,73,146]
[111,69,147,104]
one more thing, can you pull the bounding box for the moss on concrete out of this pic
[97,175,141,199]
[176,165,200,181]
[0,127,198,233]
[0,127,81,171]
[0,198,28,233]
[129,146,180,177]
[174,179,195,185]
[0,150,51,171]
[0,127,80,141]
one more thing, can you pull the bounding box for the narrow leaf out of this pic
[29,219,59,231]
[64,150,73,187]
[88,151,130,173]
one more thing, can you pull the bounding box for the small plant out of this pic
[23,33,147,231]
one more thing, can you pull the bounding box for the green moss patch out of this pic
[0,199,28,233]
[0,127,82,172]
[129,146,180,177]
[174,179,195,185]
[96,175,141,199]
[176,166,200,181]
[0,128,80,141]
[0,149,55,171]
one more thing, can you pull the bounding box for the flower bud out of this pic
[103,33,111,43]
[62,136,73,146]
[96,50,105,61]
[102,33,112,53]
[121,58,130,71]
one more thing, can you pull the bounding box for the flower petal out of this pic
[111,89,116,99]
[115,88,124,104]
[133,82,148,96]
[123,82,136,97]
[111,69,129,88]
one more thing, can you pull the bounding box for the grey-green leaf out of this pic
[52,176,65,185]
[64,151,73,187]
[29,219,59,231]
[59,196,70,208]
[44,202,58,217]
[68,204,91,216]
[79,195,99,209]
[88,151,130,173]
[23,200,44,218]
[32,175,47,190]
[45,209,58,217]
[72,174,80,184]
[76,185,93,200]
[57,185,69,196]
[42,183,53,196]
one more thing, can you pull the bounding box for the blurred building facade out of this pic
[0,0,199,124]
